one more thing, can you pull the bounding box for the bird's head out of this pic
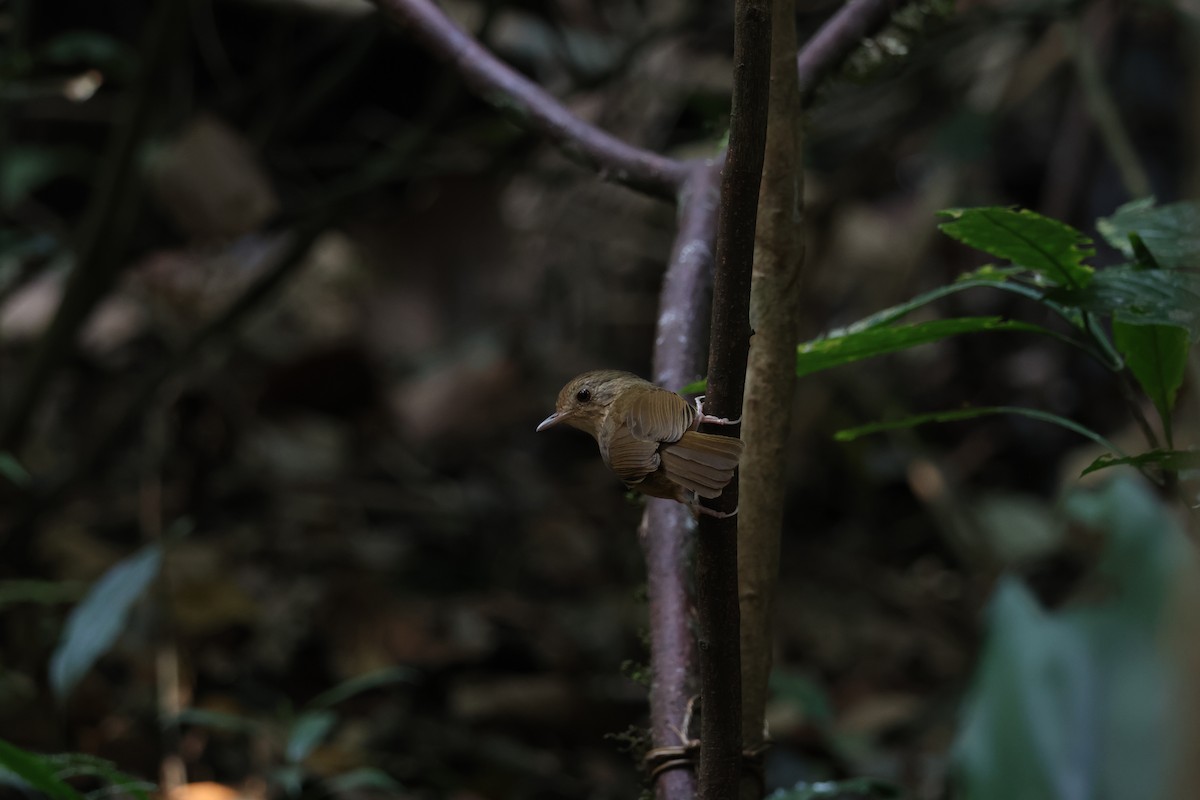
[536,370,639,437]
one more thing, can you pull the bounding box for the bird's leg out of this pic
[692,395,741,426]
[696,503,738,519]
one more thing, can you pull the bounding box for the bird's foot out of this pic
[696,503,738,519]
[692,395,741,426]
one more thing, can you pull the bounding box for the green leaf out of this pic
[308,666,415,709]
[50,544,163,701]
[796,318,1052,378]
[1052,267,1200,339]
[0,147,84,210]
[1097,199,1200,270]
[1081,450,1200,477]
[767,778,901,799]
[0,580,86,611]
[285,710,337,764]
[40,31,135,75]
[1112,320,1188,433]
[938,207,1095,289]
[0,740,84,800]
[169,708,264,734]
[323,767,405,793]
[838,270,1081,334]
[0,452,30,487]
[834,406,1123,455]
[40,753,153,800]
[954,478,1185,800]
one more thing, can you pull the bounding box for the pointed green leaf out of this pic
[1097,199,1200,270]
[308,666,415,709]
[0,453,30,487]
[40,753,152,800]
[938,207,1095,288]
[955,479,1184,800]
[1052,267,1200,339]
[1081,450,1200,477]
[323,767,405,793]
[1112,320,1188,432]
[797,318,1053,378]
[169,708,264,734]
[834,405,1123,455]
[285,710,337,764]
[50,544,163,701]
[0,740,84,800]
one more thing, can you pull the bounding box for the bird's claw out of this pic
[692,395,741,426]
[696,503,738,519]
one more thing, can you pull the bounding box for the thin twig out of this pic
[696,1,772,798]
[796,0,902,105]
[371,0,692,199]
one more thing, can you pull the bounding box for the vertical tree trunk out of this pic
[738,0,805,796]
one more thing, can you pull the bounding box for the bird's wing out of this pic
[599,419,661,488]
[600,388,695,489]
[623,387,695,444]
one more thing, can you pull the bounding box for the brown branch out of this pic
[739,0,805,795]
[639,162,721,800]
[696,1,772,798]
[371,0,692,199]
[796,0,902,105]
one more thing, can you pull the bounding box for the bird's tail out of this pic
[660,431,743,499]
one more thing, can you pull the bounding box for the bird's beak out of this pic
[536,411,566,432]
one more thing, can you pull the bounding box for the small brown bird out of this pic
[537,370,743,514]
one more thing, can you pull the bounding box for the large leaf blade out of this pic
[1052,267,1200,339]
[50,544,163,701]
[1081,449,1200,477]
[1097,199,1200,270]
[834,405,1123,455]
[0,740,84,800]
[796,317,1051,378]
[938,207,1095,289]
[1112,320,1188,433]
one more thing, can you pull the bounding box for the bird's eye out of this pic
[576,388,592,403]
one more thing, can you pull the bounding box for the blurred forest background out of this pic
[0,0,1197,798]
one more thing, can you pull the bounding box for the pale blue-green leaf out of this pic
[954,578,1095,800]
[938,207,1095,288]
[50,544,163,700]
[954,478,1184,800]
[0,452,30,487]
[308,666,415,710]
[323,767,405,793]
[285,710,337,764]
[272,765,305,799]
